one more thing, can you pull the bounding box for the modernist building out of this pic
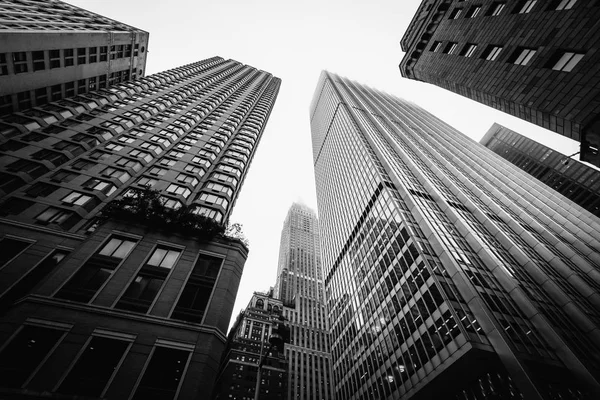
[310,71,600,400]
[399,0,600,166]
[212,291,288,400]
[481,123,600,218]
[0,0,149,116]
[0,56,280,398]
[274,203,333,400]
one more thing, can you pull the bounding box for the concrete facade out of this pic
[400,0,600,166]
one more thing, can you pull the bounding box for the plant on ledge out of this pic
[99,187,248,246]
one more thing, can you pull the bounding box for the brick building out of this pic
[0,56,280,398]
[481,123,600,218]
[0,0,149,116]
[400,0,600,166]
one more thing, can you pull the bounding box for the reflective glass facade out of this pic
[310,71,600,400]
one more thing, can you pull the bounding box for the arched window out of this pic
[272,305,280,313]
[255,299,264,309]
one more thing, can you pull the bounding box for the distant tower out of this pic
[0,0,149,115]
[0,57,280,398]
[311,70,600,400]
[400,0,600,166]
[481,123,600,217]
[274,203,333,400]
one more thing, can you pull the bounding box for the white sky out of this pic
[67,0,583,329]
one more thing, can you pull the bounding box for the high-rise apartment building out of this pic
[481,123,600,218]
[310,71,600,400]
[0,0,149,116]
[212,291,288,400]
[399,0,600,166]
[274,203,333,400]
[0,56,280,398]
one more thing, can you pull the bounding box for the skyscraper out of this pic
[399,0,600,166]
[310,71,600,400]
[212,291,288,400]
[0,56,280,398]
[481,123,600,218]
[274,203,333,400]
[0,0,149,116]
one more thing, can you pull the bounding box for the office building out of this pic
[274,203,333,400]
[481,123,600,218]
[0,0,149,116]
[310,71,600,400]
[0,56,280,398]
[212,291,288,400]
[400,0,600,166]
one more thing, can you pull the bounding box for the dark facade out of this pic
[400,0,600,166]
[310,71,600,400]
[212,292,288,400]
[0,56,280,398]
[274,203,333,400]
[481,123,600,218]
[0,0,149,116]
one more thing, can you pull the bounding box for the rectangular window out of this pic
[115,247,181,313]
[514,0,537,13]
[62,191,93,206]
[149,167,167,176]
[115,158,143,172]
[171,254,222,323]
[26,182,59,198]
[132,346,190,400]
[0,53,8,75]
[0,237,31,268]
[430,41,442,52]
[549,51,584,72]
[448,8,462,19]
[89,47,97,63]
[509,47,537,66]
[12,52,28,74]
[32,51,45,71]
[166,184,191,198]
[71,159,95,171]
[64,49,74,67]
[77,48,86,65]
[487,2,506,16]
[460,43,478,57]
[550,0,576,10]
[49,49,60,69]
[58,335,130,397]
[35,207,76,228]
[0,325,66,388]
[465,5,482,18]
[481,45,503,61]
[102,167,131,182]
[99,46,108,62]
[55,237,137,302]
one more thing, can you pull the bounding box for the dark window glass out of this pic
[0,237,31,267]
[0,325,64,387]
[132,347,189,400]
[58,336,128,396]
[32,51,45,71]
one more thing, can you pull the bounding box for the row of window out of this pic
[0,44,143,75]
[431,41,585,72]
[448,0,578,20]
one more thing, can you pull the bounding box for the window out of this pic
[509,48,537,66]
[32,51,45,71]
[172,254,222,323]
[160,197,181,210]
[212,173,238,186]
[514,0,537,13]
[159,158,177,167]
[116,158,143,172]
[548,51,585,72]
[0,237,31,268]
[115,247,181,313]
[550,0,576,10]
[77,48,86,65]
[0,250,68,313]
[481,45,503,61]
[184,164,205,176]
[0,53,7,75]
[100,46,108,62]
[63,49,74,67]
[26,182,59,198]
[12,52,28,74]
[89,47,97,63]
[198,193,228,208]
[129,149,153,162]
[132,346,190,400]
[448,8,462,19]
[17,90,31,109]
[176,174,199,187]
[0,325,65,388]
[102,167,131,183]
[166,184,191,198]
[149,167,167,176]
[71,159,95,171]
[83,178,116,196]
[136,177,156,188]
[35,207,75,227]
[62,191,93,206]
[487,2,506,16]
[58,335,130,397]
[106,143,124,152]
[460,43,478,57]
[55,237,136,302]
[465,5,482,18]
[168,150,185,158]
[206,182,233,197]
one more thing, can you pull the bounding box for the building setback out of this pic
[0,0,149,116]
[212,292,288,400]
[310,71,600,400]
[0,56,280,398]
[481,123,600,218]
[275,203,333,400]
[399,0,600,166]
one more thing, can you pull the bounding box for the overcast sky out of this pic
[68,0,584,329]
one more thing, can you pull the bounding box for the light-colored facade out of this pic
[0,0,149,116]
[310,71,600,400]
[0,57,280,398]
[275,203,333,400]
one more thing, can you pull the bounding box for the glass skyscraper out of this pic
[274,203,333,400]
[310,71,600,400]
[0,57,280,398]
